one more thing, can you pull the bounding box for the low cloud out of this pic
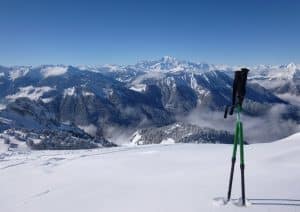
[180,104,300,143]
[104,103,300,145]
[277,93,300,106]
[103,125,135,145]
[78,124,98,136]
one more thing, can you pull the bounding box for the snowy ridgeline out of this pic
[0,128,116,153]
[0,132,300,212]
[0,123,234,152]
[130,122,233,145]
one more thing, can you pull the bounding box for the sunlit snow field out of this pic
[1,133,300,212]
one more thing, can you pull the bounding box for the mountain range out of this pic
[0,56,299,149]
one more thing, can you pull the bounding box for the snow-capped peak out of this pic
[160,56,179,63]
[9,67,30,81]
[269,63,300,80]
[286,62,297,73]
[133,56,214,73]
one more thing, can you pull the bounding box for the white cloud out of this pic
[78,124,98,136]
[41,66,68,78]
[180,104,300,143]
[129,84,146,92]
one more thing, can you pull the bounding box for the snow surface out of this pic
[131,131,143,144]
[161,138,175,144]
[0,103,7,110]
[63,87,76,97]
[6,86,55,102]
[129,84,146,92]
[9,68,29,81]
[82,91,95,97]
[1,133,300,212]
[0,131,29,154]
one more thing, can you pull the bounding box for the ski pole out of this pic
[227,119,240,201]
[238,106,246,206]
[224,68,249,205]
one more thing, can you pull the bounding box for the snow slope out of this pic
[6,86,55,102]
[1,133,300,212]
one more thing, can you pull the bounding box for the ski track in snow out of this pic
[31,189,50,198]
[1,134,300,212]
[0,161,26,170]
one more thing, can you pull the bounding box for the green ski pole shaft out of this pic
[239,121,246,206]
[227,119,240,201]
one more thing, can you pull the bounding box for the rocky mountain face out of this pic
[0,57,299,148]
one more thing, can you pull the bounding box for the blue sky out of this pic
[0,0,299,66]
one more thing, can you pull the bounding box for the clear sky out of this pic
[0,0,299,66]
